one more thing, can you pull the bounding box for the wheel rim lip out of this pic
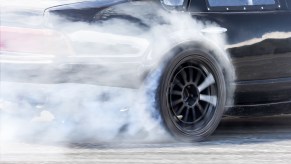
[167,57,219,134]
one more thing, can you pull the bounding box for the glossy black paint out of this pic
[31,0,291,113]
[187,0,291,106]
[45,0,128,22]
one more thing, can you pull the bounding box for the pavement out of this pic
[1,115,291,164]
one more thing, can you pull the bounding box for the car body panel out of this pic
[1,0,291,113]
[188,0,291,105]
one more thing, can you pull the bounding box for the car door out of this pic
[188,0,291,104]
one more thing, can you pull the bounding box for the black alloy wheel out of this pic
[157,48,226,141]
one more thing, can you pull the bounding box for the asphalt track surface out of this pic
[1,115,291,164]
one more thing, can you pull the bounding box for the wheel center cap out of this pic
[183,84,199,107]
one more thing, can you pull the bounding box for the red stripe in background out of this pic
[0,26,72,55]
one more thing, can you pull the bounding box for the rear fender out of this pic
[145,30,235,107]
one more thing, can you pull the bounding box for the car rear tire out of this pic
[157,47,226,142]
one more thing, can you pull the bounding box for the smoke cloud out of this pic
[0,0,234,144]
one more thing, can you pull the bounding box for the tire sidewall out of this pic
[157,47,226,142]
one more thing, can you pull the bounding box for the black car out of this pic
[1,0,291,141]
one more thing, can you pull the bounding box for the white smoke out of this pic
[0,0,235,144]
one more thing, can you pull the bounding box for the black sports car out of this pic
[1,0,291,141]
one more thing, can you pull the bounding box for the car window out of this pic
[161,0,185,6]
[208,0,276,7]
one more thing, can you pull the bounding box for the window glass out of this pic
[253,0,276,5]
[208,0,275,7]
[161,0,184,6]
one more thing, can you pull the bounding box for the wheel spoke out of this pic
[194,71,201,85]
[171,90,182,96]
[188,68,194,83]
[198,74,215,93]
[180,69,188,84]
[183,108,189,122]
[200,94,217,106]
[191,107,196,121]
[196,102,204,114]
[174,79,184,89]
[176,104,185,115]
[172,99,183,106]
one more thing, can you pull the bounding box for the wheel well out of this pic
[148,41,235,107]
